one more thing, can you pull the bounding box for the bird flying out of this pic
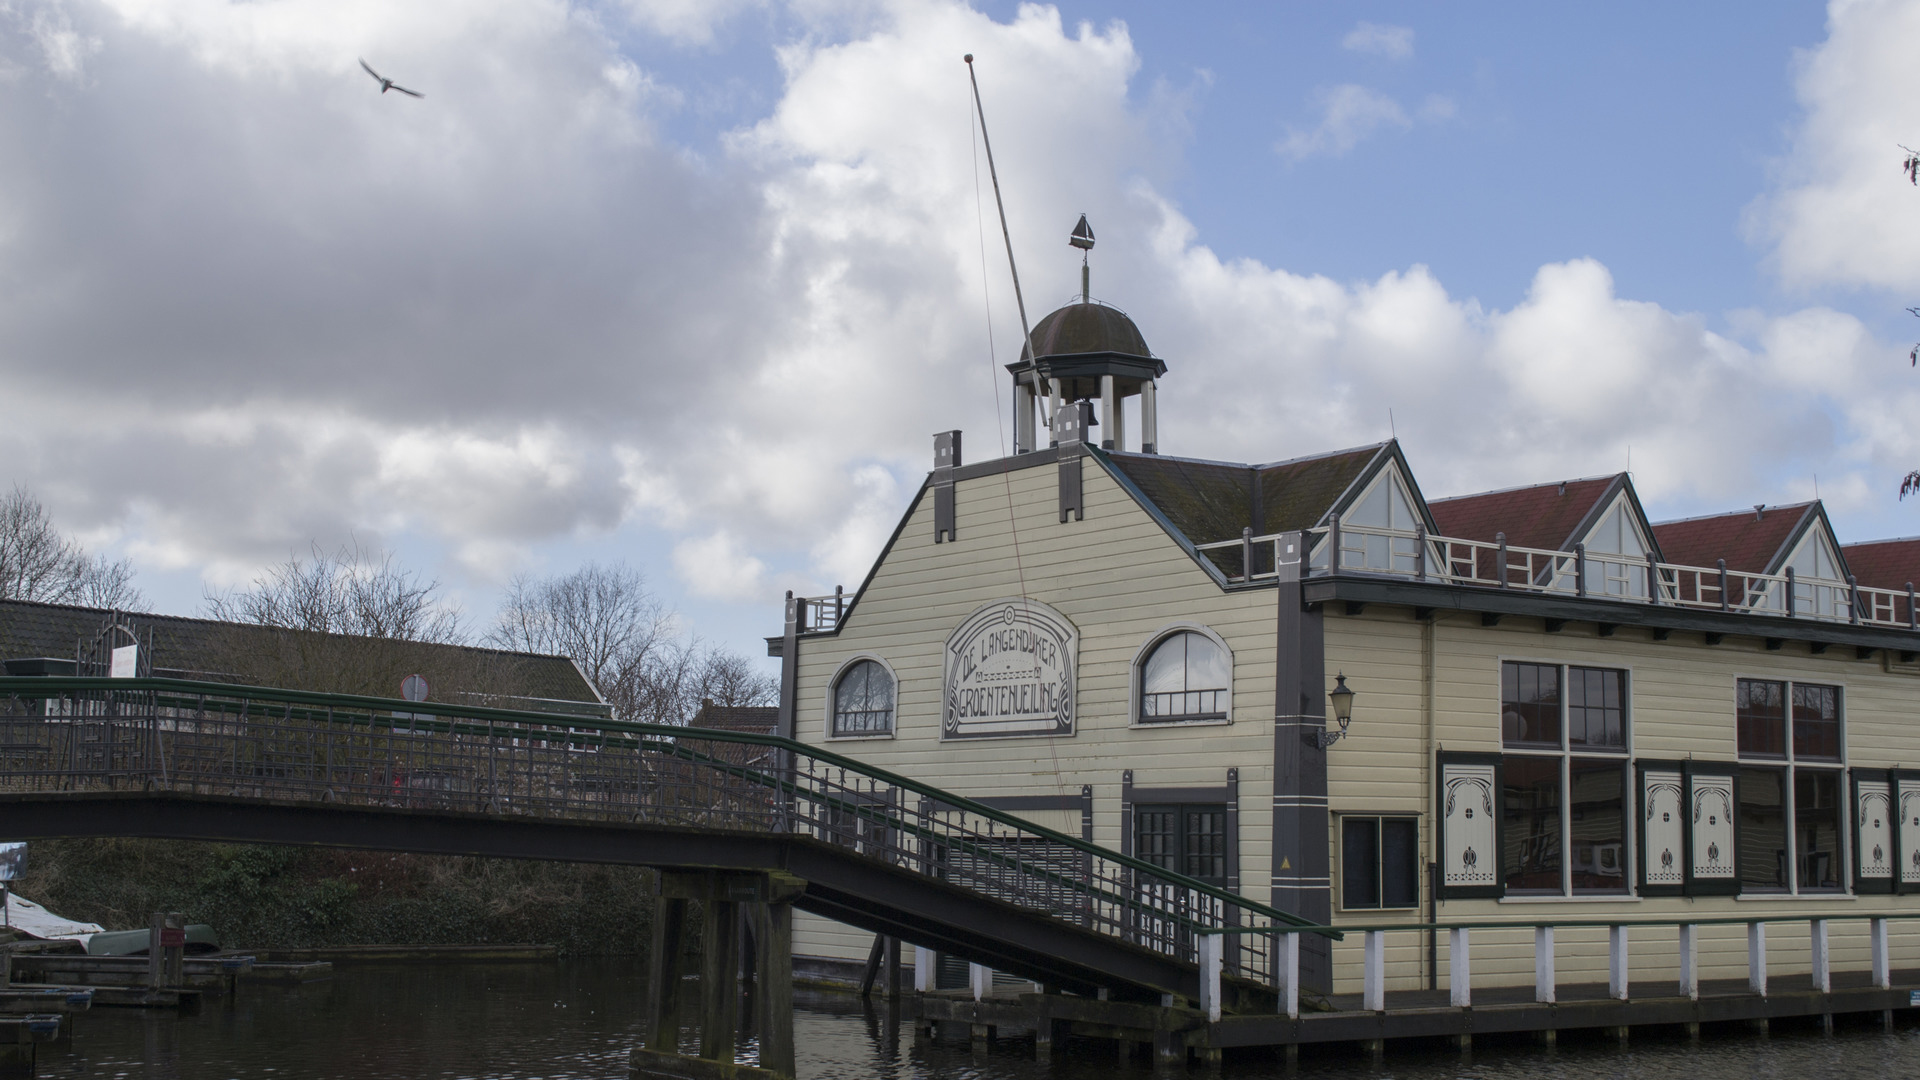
[359,59,423,98]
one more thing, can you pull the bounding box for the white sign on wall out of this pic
[1690,774,1736,882]
[941,599,1077,740]
[1440,762,1497,892]
[1900,783,1920,887]
[108,645,138,679]
[1642,769,1684,888]
[1857,778,1893,883]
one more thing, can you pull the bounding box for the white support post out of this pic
[1100,374,1117,450]
[1534,926,1555,1004]
[1013,382,1035,454]
[1608,924,1630,1001]
[1449,927,1471,1009]
[1678,924,1699,1001]
[1198,934,1223,1023]
[1279,932,1300,1020]
[1873,918,1891,990]
[969,962,990,1002]
[1140,379,1158,453]
[1810,919,1830,994]
[914,947,936,993]
[1363,931,1385,1012]
[1748,922,1767,998]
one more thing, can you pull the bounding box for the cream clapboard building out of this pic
[769,289,1920,998]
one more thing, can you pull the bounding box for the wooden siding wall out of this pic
[791,459,1280,967]
[1325,609,1920,996]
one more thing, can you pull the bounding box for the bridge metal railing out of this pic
[0,676,1332,994]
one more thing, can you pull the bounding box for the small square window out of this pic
[1502,662,1560,747]
[1341,816,1420,910]
[1736,679,1786,758]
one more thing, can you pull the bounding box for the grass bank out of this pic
[13,838,658,956]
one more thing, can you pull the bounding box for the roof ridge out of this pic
[1104,449,1252,469]
[1652,500,1818,527]
[1844,535,1920,547]
[1250,441,1391,471]
[1429,473,1623,504]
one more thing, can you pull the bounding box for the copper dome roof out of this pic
[1020,302,1152,361]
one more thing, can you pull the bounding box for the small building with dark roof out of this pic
[771,241,1920,998]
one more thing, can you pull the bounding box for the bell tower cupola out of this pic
[1008,216,1166,455]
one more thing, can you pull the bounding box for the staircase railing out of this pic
[0,676,1332,992]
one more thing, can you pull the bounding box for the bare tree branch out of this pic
[0,487,146,609]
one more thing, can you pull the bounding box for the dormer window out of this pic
[1137,628,1231,724]
[1578,499,1654,598]
[1784,529,1849,619]
[1317,465,1426,575]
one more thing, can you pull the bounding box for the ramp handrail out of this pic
[0,675,1331,994]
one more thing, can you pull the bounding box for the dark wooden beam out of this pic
[1598,623,1617,637]
[1766,638,1784,651]
[1544,619,1567,633]
[1904,651,1917,664]
[1705,632,1724,646]
[1809,642,1829,655]
[1652,628,1671,641]
[1413,607,1434,621]
[1481,613,1502,627]
[1858,646,1878,661]
[1344,601,1366,616]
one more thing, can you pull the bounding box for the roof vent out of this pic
[1754,504,1766,522]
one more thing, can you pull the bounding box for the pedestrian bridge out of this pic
[0,676,1320,1010]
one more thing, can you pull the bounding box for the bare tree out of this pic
[0,487,146,609]
[487,563,773,724]
[206,541,463,643]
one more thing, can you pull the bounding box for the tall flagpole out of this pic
[965,55,1048,426]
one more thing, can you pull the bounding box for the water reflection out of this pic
[25,959,1920,1079]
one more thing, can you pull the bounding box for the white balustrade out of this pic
[1449,928,1471,1008]
[1678,924,1699,1001]
[1609,925,1630,1000]
[1363,931,1386,1012]
[1534,926,1555,1004]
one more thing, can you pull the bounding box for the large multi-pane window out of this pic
[1500,661,1630,895]
[1736,678,1843,892]
[1134,805,1228,885]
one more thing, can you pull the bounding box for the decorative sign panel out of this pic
[1642,769,1684,888]
[1689,774,1736,881]
[1440,762,1498,891]
[941,599,1077,740]
[1901,783,1920,887]
[1857,778,1893,882]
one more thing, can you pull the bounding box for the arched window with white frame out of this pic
[830,658,895,737]
[1136,627,1232,724]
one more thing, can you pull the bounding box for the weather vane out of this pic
[1070,214,1095,303]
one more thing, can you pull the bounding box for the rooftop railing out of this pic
[1195,519,1918,632]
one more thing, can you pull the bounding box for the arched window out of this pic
[832,659,895,737]
[1138,631,1230,723]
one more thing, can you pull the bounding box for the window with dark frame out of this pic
[1735,677,1844,893]
[830,659,895,737]
[1500,661,1629,896]
[1341,816,1420,910]
[1134,804,1228,886]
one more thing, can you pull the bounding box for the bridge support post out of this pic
[644,896,688,1052]
[752,900,795,1079]
[700,899,740,1063]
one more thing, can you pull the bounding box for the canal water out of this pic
[29,959,1920,1079]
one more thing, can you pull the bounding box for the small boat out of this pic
[83,925,220,957]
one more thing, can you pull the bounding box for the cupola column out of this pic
[1100,375,1117,451]
[1048,379,1063,447]
[1013,380,1035,454]
[1141,380,1158,455]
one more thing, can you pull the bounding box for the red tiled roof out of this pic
[1651,503,1814,574]
[1429,476,1620,551]
[1840,538,1920,591]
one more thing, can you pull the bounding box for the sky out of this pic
[4,0,1920,672]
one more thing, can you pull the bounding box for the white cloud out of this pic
[1752,0,1920,291]
[2,0,1916,639]
[1341,22,1413,60]
[1276,83,1409,159]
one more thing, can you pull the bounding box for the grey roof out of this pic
[0,598,602,710]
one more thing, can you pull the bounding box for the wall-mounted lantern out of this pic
[1316,673,1356,749]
